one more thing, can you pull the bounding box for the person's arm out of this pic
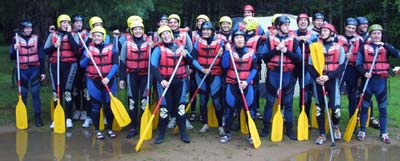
[68,33,80,54]
[184,34,193,53]
[384,43,400,58]
[150,47,163,82]
[221,50,231,69]
[119,42,128,81]
[9,39,16,60]
[356,45,366,75]
[263,38,279,62]
[43,33,56,55]
[79,50,90,68]
[37,39,45,75]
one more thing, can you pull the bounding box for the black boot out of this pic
[259,123,270,137]
[285,123,297,140]
[35,113,44,127]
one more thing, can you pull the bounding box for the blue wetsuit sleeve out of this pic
[151,47,163,82]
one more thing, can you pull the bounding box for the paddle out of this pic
[172,49,222,134]
[112,118,122,131]
[139,41,152,140]
[228,49,261,148]
[311,104,318,128]
[240,108,249,134]
[343,45,380,142]
[78,33,131,127]
[54,35,66,134]
[14,33,28,130]
[271,51,284,142]
[135,52,184,152]
[310,42,335,146]
[151,91,159,129]
[297,43,309,141]
[53,134,65,161]
[207,101,218,128]
[99,108,105,130]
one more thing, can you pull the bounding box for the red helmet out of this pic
[243,5,255,12]
[321,23,336,33]
[297,13,309,23]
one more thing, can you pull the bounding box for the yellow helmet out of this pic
[219,16,232,28]
[127,15,143,27]
[90,26,107,41]
[89,16,103,29]
[243,16,258,31]
[196,14,210,22]
[57,14,71,28]
[168,14,181,27]
[157,25,173,38]
[129,21,144,34]
[271,14,282,25]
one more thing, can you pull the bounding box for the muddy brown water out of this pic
[1,127,399,161]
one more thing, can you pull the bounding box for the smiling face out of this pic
[132,27,143,38]
[60,21,70,31]
[168,19,179,30]
[202,28,212,38]
[234,35,245,48]
[243,10,254,17]
[278,23,290,34]
[298,18,309,30]
[161,31,172,43]
[23,26,32,36]
[221,22,231,32]
[313,19,324,29]
[73,21,83,31]
[320,28,331,40]
[344,25,356,37]
[92,32,103,45]
[370,30,382,42]
[197,19,206,30]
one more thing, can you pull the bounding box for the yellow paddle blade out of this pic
[311,104,318,128]
[344,146,354,161]
[271,106,283,142]
[99,108,105,130]
[16,96,28,129]
[246,111,261,149]
[152,103,160,130]
[53,134,65,161]
[109,93,131,127]
[344,108,359,142]
[366,107,371,127]
[135,114,155,152]
[310,42,325,76]
[54,101,65,134]
[16,130,27,161]
[112,118,122,131]
[208,101,218,128]
[240,109,249,135]
[50,97,55,121]
[140,104,152,140]
[297,106,309,141]
[271,99,278,122]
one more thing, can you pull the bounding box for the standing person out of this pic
[80,26,119,140]
[191,21,225,135]
[232,4,265,36]
[219,30,257,144]
[356,17,369,42]
[356,24,400,144]
[336,18,363,123]
[308,23,345,145]
[167,14,193,128]
[119,20,151,138]
[88,16,111,44]
[310,12,325,36]
[9,20,46,127]
[44,14,80,128]
[71,14,90,123]
[243,16,266,120]
[292,13,318,121]
[152,14,169,43]
[150,26,191,144]
[216,16,232,43]
[261,16,301,140]
[188,14,209,122]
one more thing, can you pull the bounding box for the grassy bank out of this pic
[1,45,399,141]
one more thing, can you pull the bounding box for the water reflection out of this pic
[291,144,399,161]
[16,130,27,161]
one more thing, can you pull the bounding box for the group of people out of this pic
[10,4,400,146]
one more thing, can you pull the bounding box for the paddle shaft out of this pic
[145,36,152,105]
[15,33,22,96]
[185,50,221,112]
[278,51,283,107]
[301,43,305,107]
[57,36,61,103]
[339,44,354,86]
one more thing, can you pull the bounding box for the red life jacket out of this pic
[197,37,223,75]
[267,36,295,72]
[50,32,77,63]
[292,30,312,63]
[337,35,362,66]
[363,44,390,77]
[191,30,200,44]
[126,38,150,75]
[245,35,261,50]
[216,33,230,43]
[159,44,187,79]
[16,34,40,69]
[226,48,254,84]
[173,28,189,47]
[87,43,114,79]
[323,43,341,74]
